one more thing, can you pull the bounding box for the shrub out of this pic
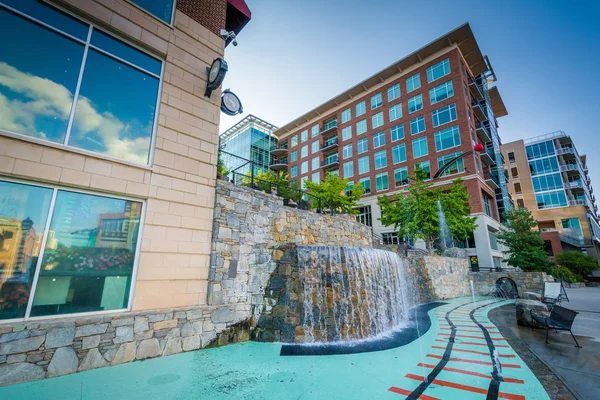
[556,251,599,278]
[548,265,577,283]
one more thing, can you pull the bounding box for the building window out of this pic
[323,117,337,131]
[357,138,368,154]
[358,156,370,174]
[312,157,320,170]
[489,230,499,251]
[427,58,450,83]
[412,136,428,158]
[374,150,387,169]
[482,193,493,217]
[532,173,564,192]
[311,141,319,154]
[359,177,371,194]
[344,161,354,178]
[345,181,354,197]
[429,80,454,104]
[356,206,372,226]
[290,165,298,177]
[390,124,404,142]
[464,82,469,100]
[342,126,352,141]
[291,135,298,147]
[356,119,367,135]
[0,180,143,320]
[373,131,386,148]
[290,150,298,162]
[514,182,522,194]
[417,161,431,180]
[301,161,308,174]
[301,145,308,158]
[434,125,461,151]
[561,218,583,236]
[382,232,400,245]
[517,199,525,208]
[525,140,556,160]
[511,167,519,178]
[432,103,457,128]
[0,4,162,165]
[395,166,409,187]
[356,101,366,116]
[388,84,401,101]
[343,143,353,159]
[408,94,423,113]
[392,143,407,164]
[130,0,175,24]
[476,157,481,173]
[508,151,516,163]
[406,73,421,92]
[311,124,319,137]
[328,169,339,176]
[341,108,352,123]
[529,157,559,175]
[371,93,382,109]
[311,172,320,183]
[389,103,403,122]
[437,152,465,176]
[536,191,568,209]
[372,112,384,129]
[301,130,308,143]
[410,116,426,135]
[376,172,389,191]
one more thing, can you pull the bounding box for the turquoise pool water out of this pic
[0,297,550,399]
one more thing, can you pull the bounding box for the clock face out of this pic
[223,92,240,112]
[209,59,221,83]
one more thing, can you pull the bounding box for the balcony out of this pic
[480,144,496,166]
[556,146,575,156]
[568,199,586,206]
[468,76,485,101]
[321,137,339,151]
[540,228,584,247]
[565,180,584,190]
[270,145,288,157]
[269,158,288,171]
[322,154,339,169]
[472,100,488,122]
[475,122,491,143]
[484,172,500,190]
[560,163,578,172]
[320,120,338,135]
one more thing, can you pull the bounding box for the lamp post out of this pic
[432,144,485,179]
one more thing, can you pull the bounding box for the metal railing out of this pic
[557,146,575,156]
[321,120,338,133]
[321,137,339,149]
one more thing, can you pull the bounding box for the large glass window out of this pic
[130,0,175,24]
[429,80,454,104]
[392,143,406,164]
[356,206,372,226]
[343,144,353,159]
[406,73,421,92]
[536,190,568,209]
[391,124,404,142]
[408,94,423,113]
[311,172,320,183]
[371,93,382,109]
[357,138,368,154]
[434,125,461,151]
[343,161,354,178]
[311,157,320,170]
[376,172,389,191]
[358,156,370,174]
[388,84,400,101]
[301,145,308,158]
[291,135,298,147]
[373,131,385,148]
[311,141,319,154]
[437,152,465,176]
[301,161,308,174]
[359,177,371,194]
[342,126,352,141]
[0,4,162,165]
[526,140,555,160]
[395,166,409,187]
[356,101,366,117]
[374,150,387,169]
[389,103,403,122]
[341,108,352,123]
[427,58,450,83]
[532,173,564,192]
[356,119,367,135]
[410,116,425,135]
[412,136,428,158]
[290,150,298,162]
[311,124,319,138]
[290,165,298,177]
[372,112,384,129]
[301,130,308,143]
[529,157,559,175]
[432,103,457,128]
[417,161,431,180]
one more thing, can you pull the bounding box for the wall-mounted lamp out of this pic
[204,58,228,98]
[221,89,243,116]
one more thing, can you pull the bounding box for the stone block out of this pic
[136,339,160,360]
[0,335,45,355]
[114,326,134,344]
[134,316,149,333]
[7,354,26,364]
[135,330,154,341]
[78,348,108,372]
[522,292,542,301]
[103,347,118,363]
[163,337,182,356]
[211,308,233,324]
[201,331,217,347]
[111,342,136,365]
[182,335,200,351]
[516,299,550,327]
[46,327,75,349]
[75,323,108,338]
[111,318,134,327]
[82,335,102,350]
[47,347,79,378]
[153,319,178,331]
[186,310,203,320]
[0,363,45,387]
[0,330,29,343]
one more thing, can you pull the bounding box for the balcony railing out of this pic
[556,146,575,156]
[321,120,338,134]
[480,144,496,166]
[484,172,500,189]
[321,137,339,150]
[472,100,488,122]
[270,145,288,156]
[475,122,491,142]
[269,158,288,168]
[468,76,485,100]
[540,227,584,247]
[560,164,578,172]
[565,180,584,189]
[323,155,339,167]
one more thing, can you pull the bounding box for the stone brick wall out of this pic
[0,303,248,386]
[470,271,552,295]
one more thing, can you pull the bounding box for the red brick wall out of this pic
[177,0,227,36]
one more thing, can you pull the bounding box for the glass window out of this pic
[291,135,298,147]
[356,206,372,226]
[342,126,352,141]
[508,152,516,163]
[483,194,493,217]
[412,136,428,158]
[388,84,401,101]
[311,157,320,170]
[389,103,403,121]
[529,157,559,176]
[359,178,371,195]
[343,161,354,178]
[301,145,308,158]
[311,124,319,137]
[345,182,354,197]
[29,189,142,317]
[371,93,382,109]
[301,130,308,143]
[408,94,423,113]
[323,118,337,130]
[130,0,175,24]
[311,172,320,183]
[290,165,298,177]
[90,30,161,75]
[392,143,406,164]
[391,124,404,142]
[376,172,389,191]
[417,161,431,180]
[532,173,564,192]
[429,80,454,104]
[374,150,387,169]
[427,58,450,83]
[432,103,457,127]
[437,152,465,176]
[343,143,353,159]
[301,161,308,174]
[356,101,366,116]
[357,138,368,154]
[434,125,461,151]
[311,141,319,154]
[341,108,352,123]
[395,166,409,187]
[525,140,556,160]
[373,131,385,148]
[536,190,568,210]
[356,119,367,135]
[329,169,339,177]
[410,116,426,135]
[406,73,421,92]
[372,112,384,129]
[290,150,298,162]
[358,156,370,174]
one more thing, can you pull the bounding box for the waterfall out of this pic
[437,199,452,249]
[297,245,411,343]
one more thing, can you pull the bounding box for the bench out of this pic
[531,305,581,348]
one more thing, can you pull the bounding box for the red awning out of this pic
[228,0,251,19]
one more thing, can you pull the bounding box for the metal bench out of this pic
[531,305,581,348]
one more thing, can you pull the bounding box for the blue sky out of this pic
[220,0,600,182]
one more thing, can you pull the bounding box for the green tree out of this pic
[303,173,364,214]
[217,155,229,178]
[548,265,578,283]
[378,167,476,251]
[242,169,297,200]
[556,251,599,280]
[497,208,550,271]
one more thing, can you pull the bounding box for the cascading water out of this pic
[297,245,411,343]
[437,199,452,250]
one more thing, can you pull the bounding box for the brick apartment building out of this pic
[272,23,511,271]
[501,132,600,275]
[0,0,250,322]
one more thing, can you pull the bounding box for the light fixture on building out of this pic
[204,58,228,98]
[221,89,243,116]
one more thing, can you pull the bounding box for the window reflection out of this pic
[90,30,162,76]
[31,191,142,317]
[0,181,53,320]
[130,0,175,24]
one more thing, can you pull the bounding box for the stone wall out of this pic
[403,255,471,303]
[0,303,248,386]
[470,271,552,295]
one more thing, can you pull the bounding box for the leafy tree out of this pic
[496,208,550,271]
[378,166,476,251]
[242,170,297,200]
[556,251,599,279]
[548,265,578,283]
[303,173,364,214]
